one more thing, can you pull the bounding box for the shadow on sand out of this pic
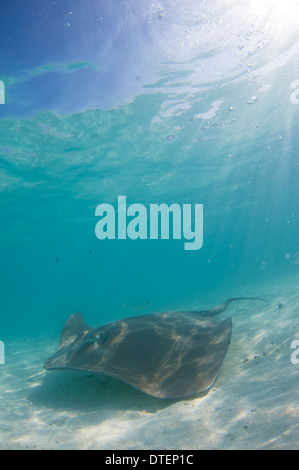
[27,369,180,414]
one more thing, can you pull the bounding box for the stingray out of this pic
[44,297,266,399]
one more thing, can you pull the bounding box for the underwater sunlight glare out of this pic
[244,0,299,33]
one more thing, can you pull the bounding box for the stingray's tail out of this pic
[184,297,268,318]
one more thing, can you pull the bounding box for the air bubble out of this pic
[247,96,257,104]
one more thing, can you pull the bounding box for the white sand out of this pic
[1,274,299,450]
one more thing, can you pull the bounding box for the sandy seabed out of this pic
[1,273,299,450]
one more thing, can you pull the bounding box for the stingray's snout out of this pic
[44,352,63,370]
[44,356,55,370]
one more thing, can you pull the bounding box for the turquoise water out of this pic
[0,2,299,357]
[1,83,299,342]
[2,0,299,450]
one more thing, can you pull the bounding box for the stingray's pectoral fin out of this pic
[59,312,92,349]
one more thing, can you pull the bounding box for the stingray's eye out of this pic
[86,333,101,344]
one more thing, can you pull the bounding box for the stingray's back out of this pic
[44,312,232,399]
